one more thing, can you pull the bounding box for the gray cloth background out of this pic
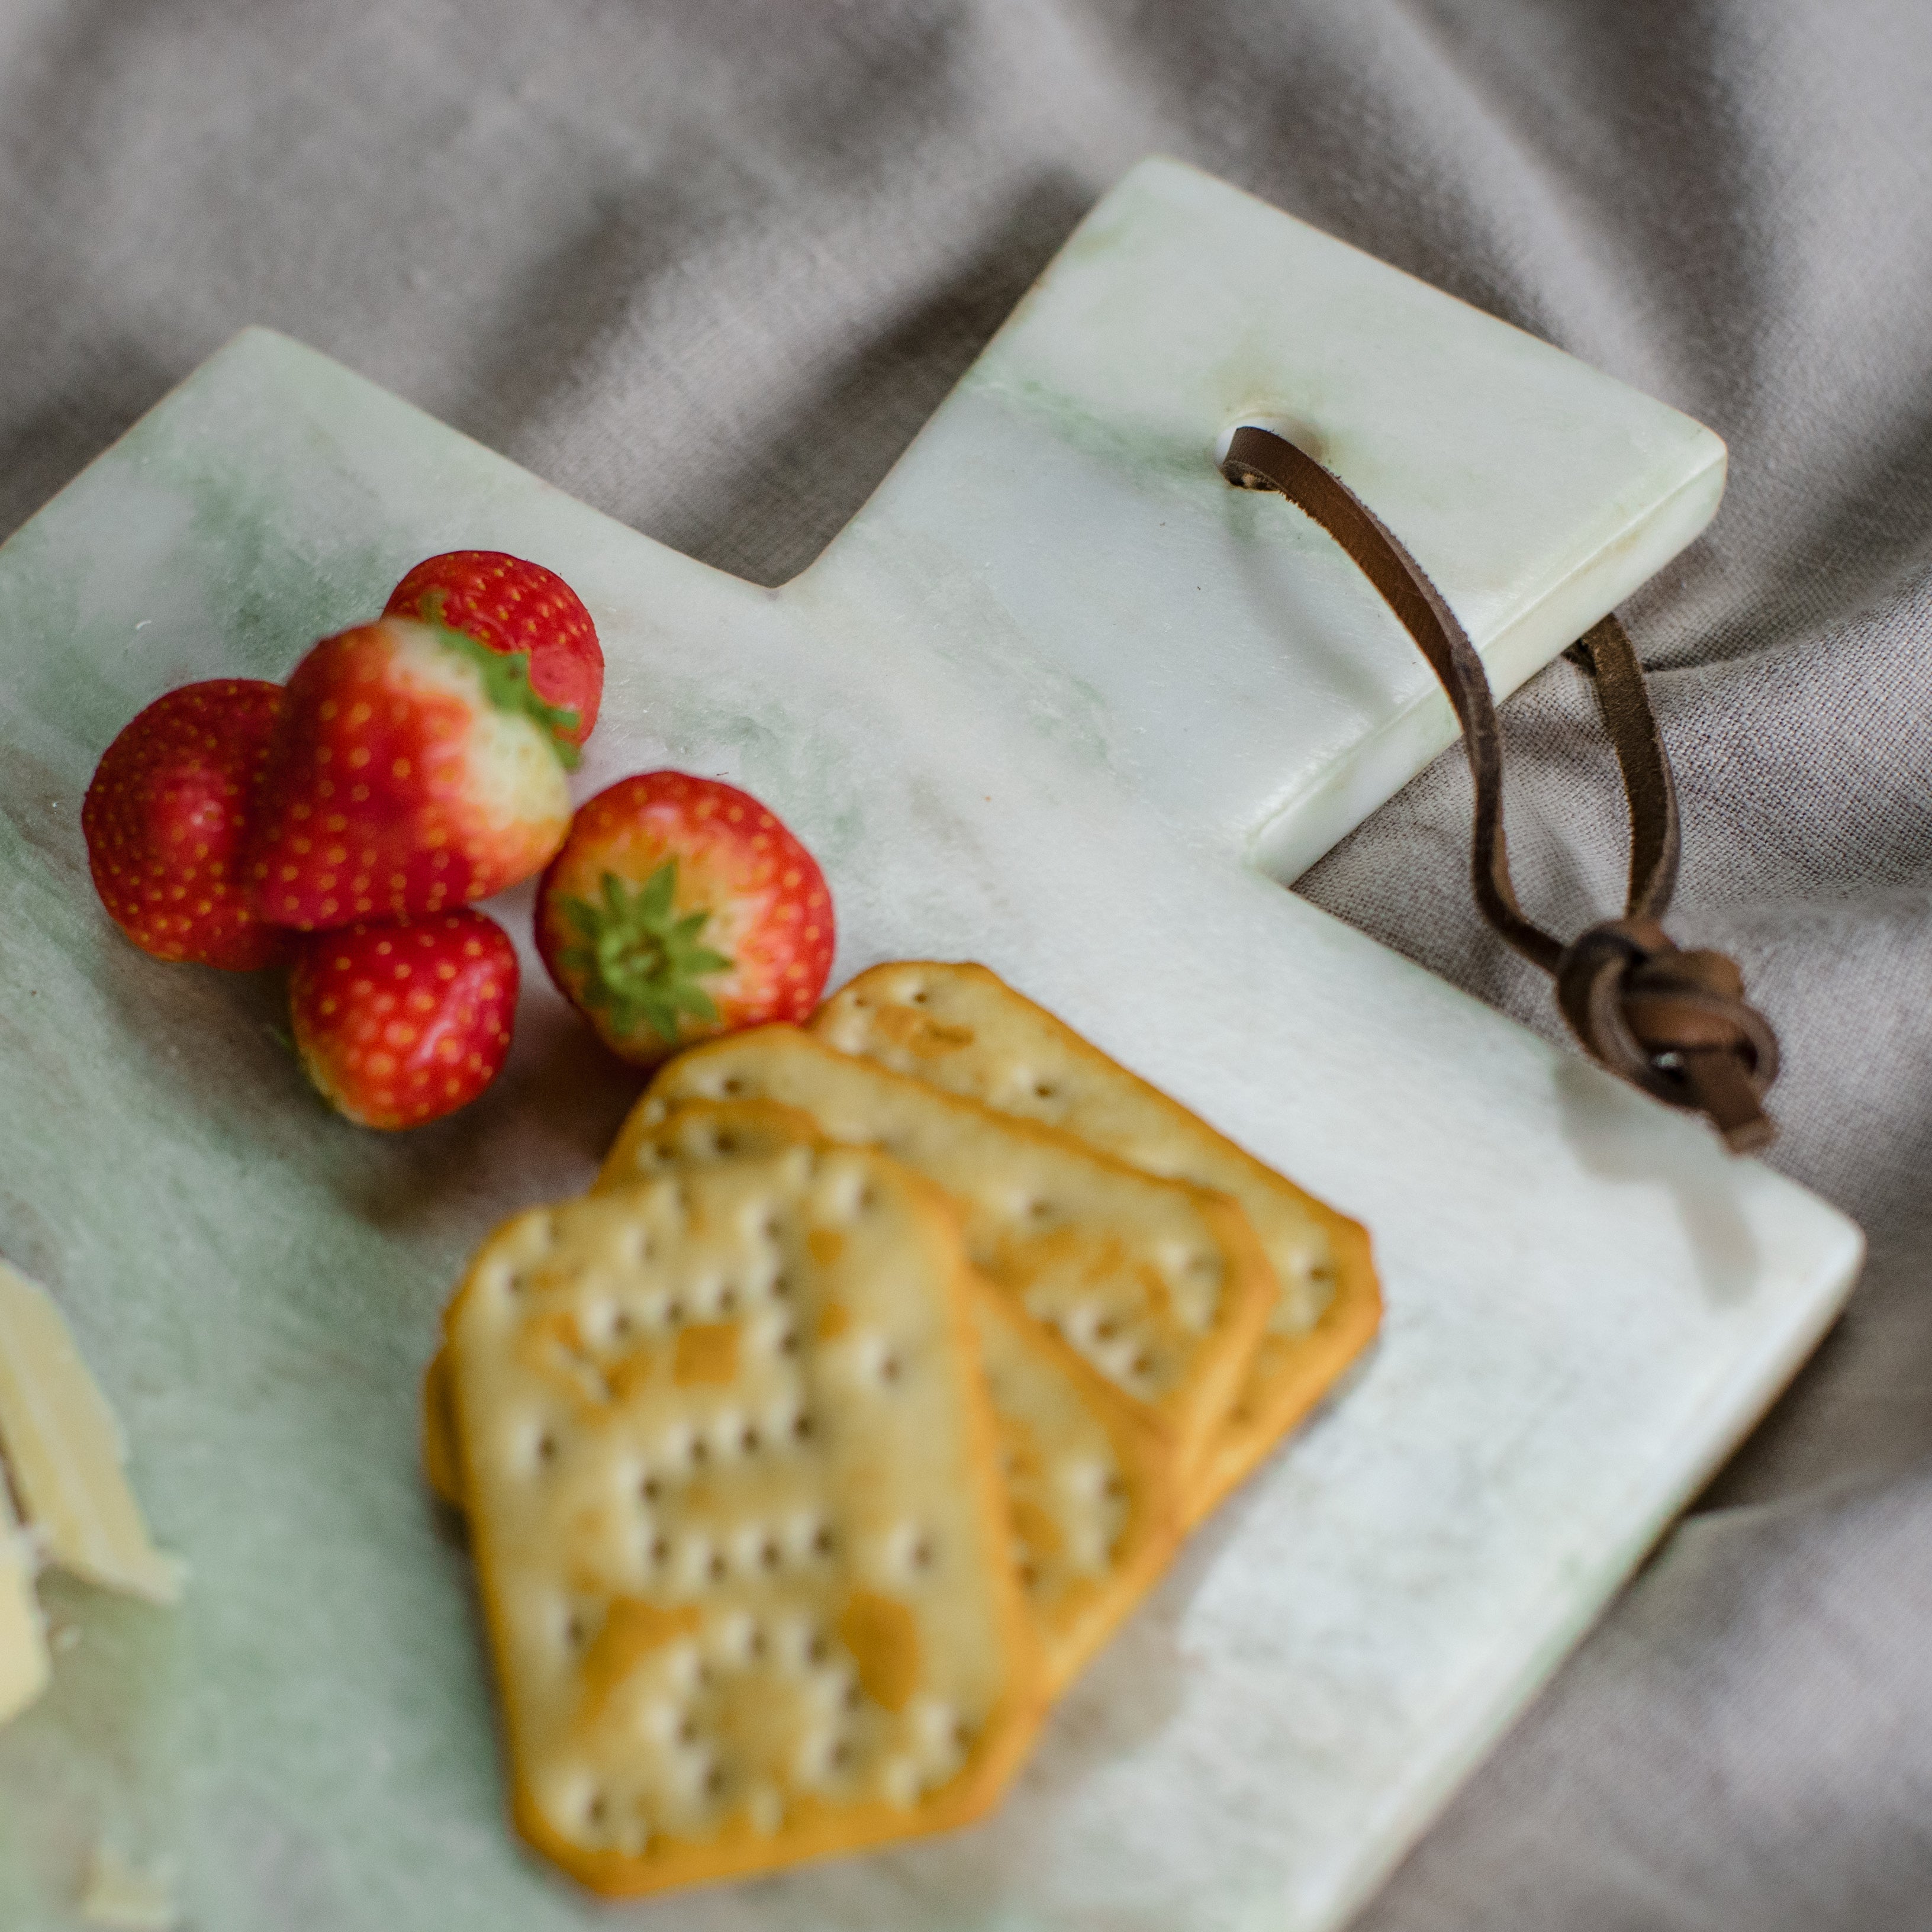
[4,1,1929,1923]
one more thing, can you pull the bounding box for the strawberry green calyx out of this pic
[558,862,731,1045]
[427,620,582,768]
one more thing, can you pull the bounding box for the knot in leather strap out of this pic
[1222,423,1780,1154]
[1555,917,1779,1152]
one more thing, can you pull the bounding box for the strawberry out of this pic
[288,910,519,1129]
[245,616,574,932]
[535,772,835,1068]
[384,550,603,747]
[82,679,292,970]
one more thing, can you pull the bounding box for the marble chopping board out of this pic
[0,158,1860,1931]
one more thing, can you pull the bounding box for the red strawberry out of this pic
[385,551,603,747]
[289,910,519,1129]
[536,772,835,1068]
[82,679,292,970]
[246,617,574,932]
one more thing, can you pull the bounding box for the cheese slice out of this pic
[0,1472,48,1725]
[0,1260,182,1605]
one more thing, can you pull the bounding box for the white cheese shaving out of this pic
[79,1846,179,1931]
[0,1471,47,1725]
[0,1259,183,1605]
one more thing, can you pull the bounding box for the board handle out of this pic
[1222,424,1778,1154]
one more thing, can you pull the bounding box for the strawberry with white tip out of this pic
[245,618,575,932]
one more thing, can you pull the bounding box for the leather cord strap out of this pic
[1222,424,1779,1152]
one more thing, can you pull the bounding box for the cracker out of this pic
[595,1097,833,1178]
[616,1028,1274,1483]
[967,1277,1180,1693]
[421,1347,462,1511]
[594,1100,1185,1693]
[439,1144,1046,1895]
[812,962,1382,1514]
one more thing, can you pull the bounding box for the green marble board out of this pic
[0,160,1858,1931]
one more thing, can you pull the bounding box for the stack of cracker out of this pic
[429,962,1379,1896]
